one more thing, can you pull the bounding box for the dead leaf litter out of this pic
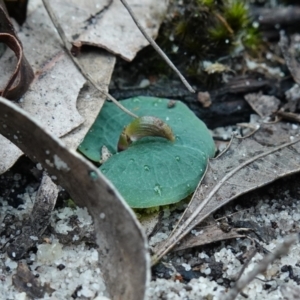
[3,170,300,299]
[147,174,300,300]
[0,0,167,175]
[0,96,149,300]
[2,0,300,299]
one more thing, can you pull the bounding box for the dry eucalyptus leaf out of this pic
[0,97,150,300]
[61,48,116,150]
[173,223,247,252]
[244,92,280,118]
[0,1,34,99]
[0,4,115,174]
[153,123,300,263]
[15,4,85,136]
[48,0,168,61]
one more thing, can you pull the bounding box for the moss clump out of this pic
[224,1,249,30]
[243,26,261,52]
[64,199,77,209]
[127,0,262,85]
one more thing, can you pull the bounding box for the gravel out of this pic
[1,167,300,299]
[0,184,108,300]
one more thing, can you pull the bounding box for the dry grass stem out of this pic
[223,234,298,300]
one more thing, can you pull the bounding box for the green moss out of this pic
[209,23,232,44]
[224,1,249,31]
[197,0,215,9]
[134,195,191,218]
[174,1,260,62]
[134,206,161,217]
[243,26,262,52]
[63,199,77,209]
[116,0,262,86]
[197,0,226,10]
[174,20,188,37]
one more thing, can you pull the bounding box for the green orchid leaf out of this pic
[78,97,215,208]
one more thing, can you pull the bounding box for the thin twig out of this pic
[223,234,298,300]
[119,0,195,93]
[277,110,300,123]
[235,247,257,282]
[42,0,138,119]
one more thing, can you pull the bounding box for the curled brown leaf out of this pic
[0,1,33,100]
